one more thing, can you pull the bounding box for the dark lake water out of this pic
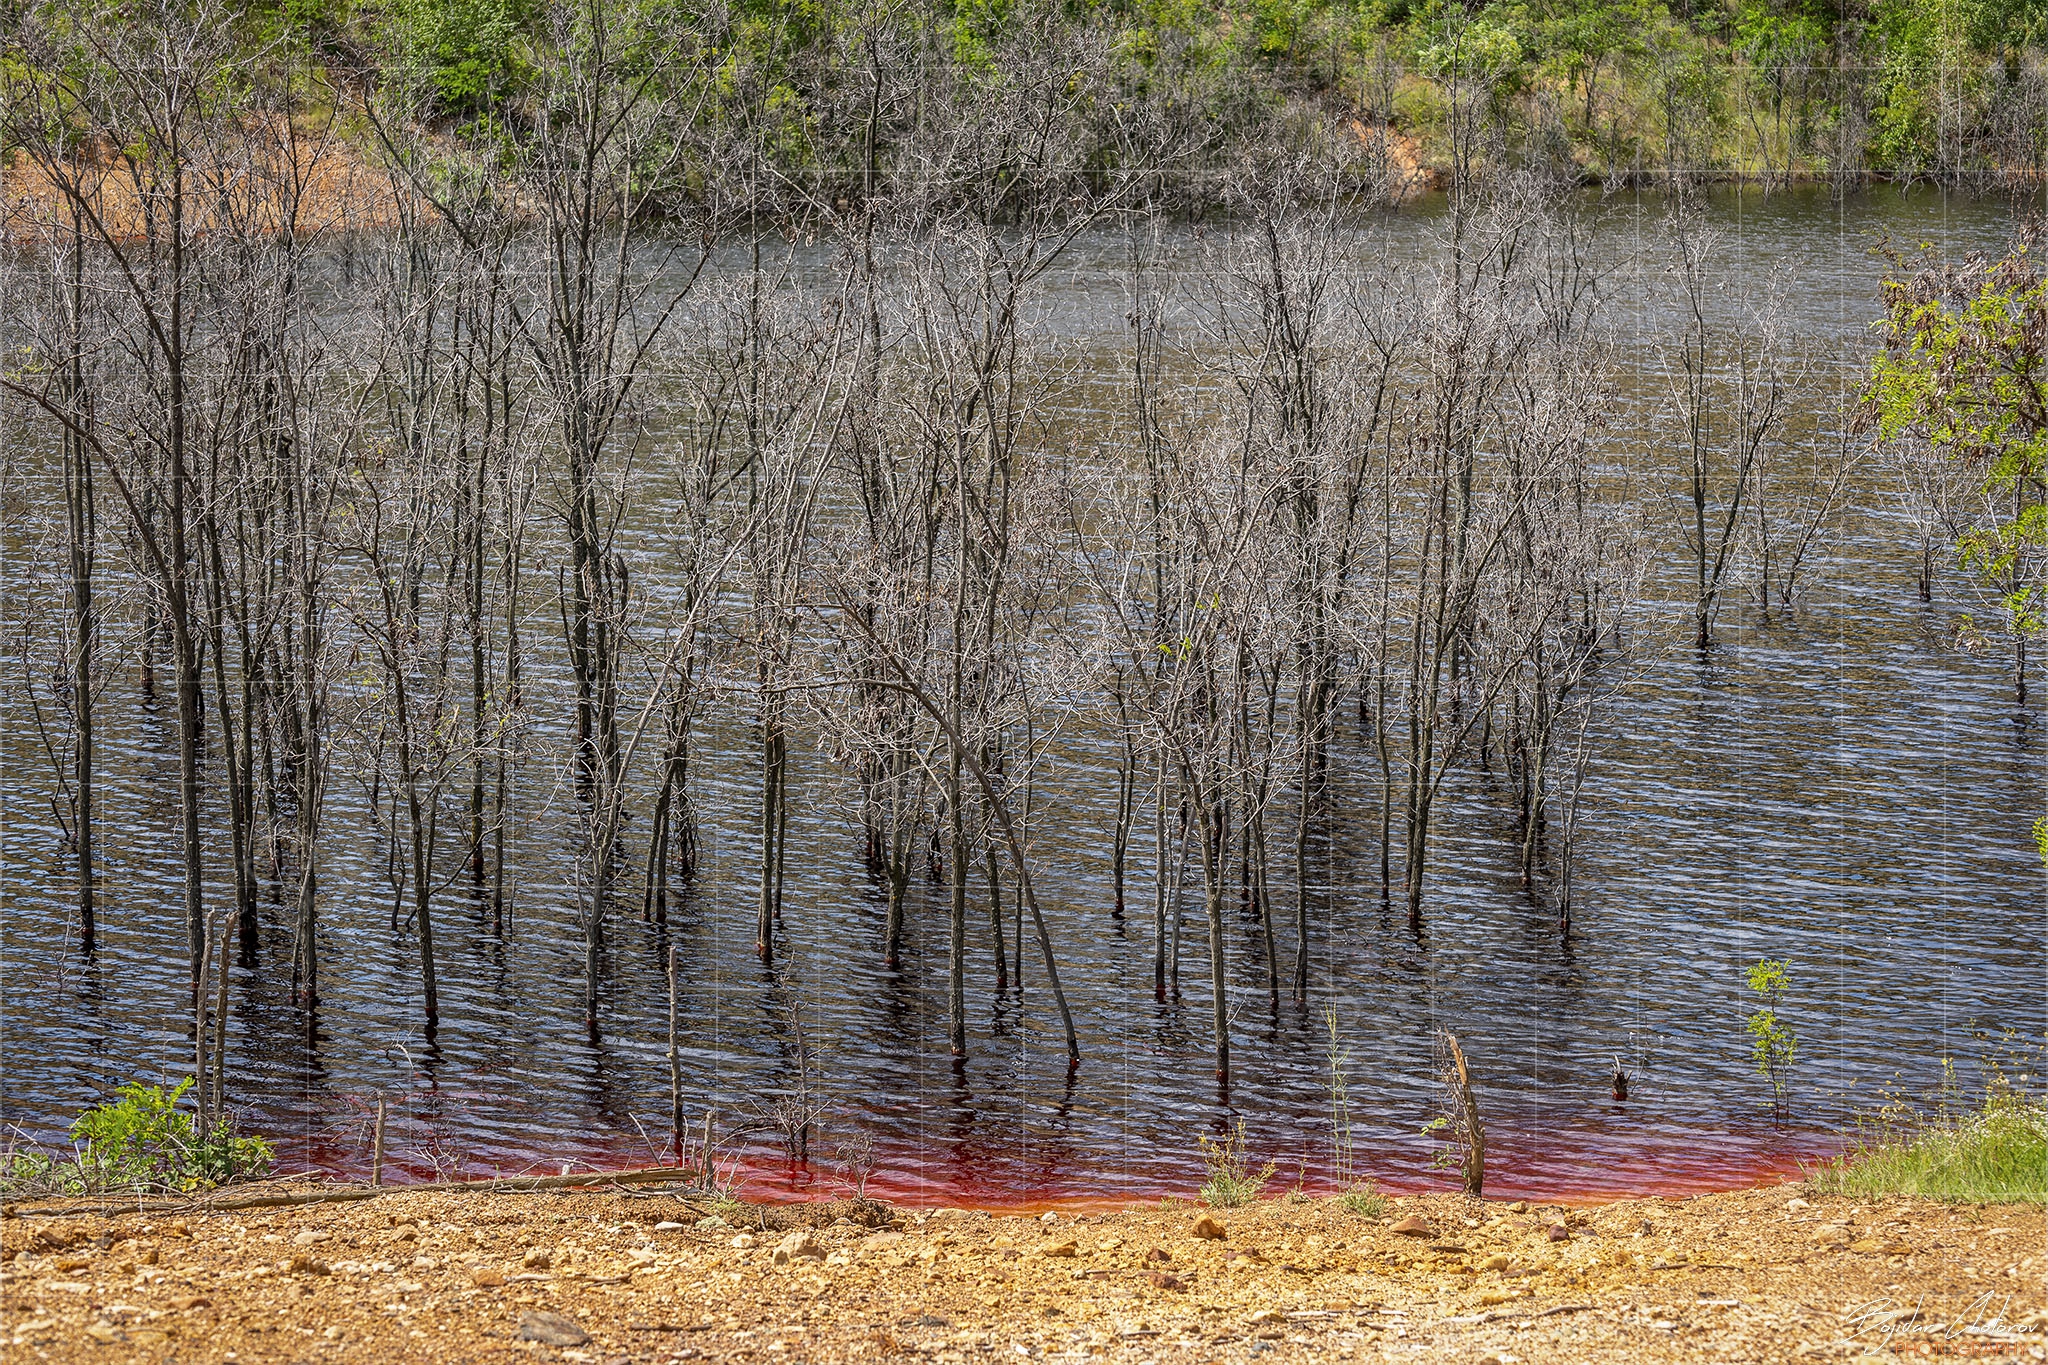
[3,185,2043,1207]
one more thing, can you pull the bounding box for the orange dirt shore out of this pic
[4,1182,2044,1364]
[3,134,402,244]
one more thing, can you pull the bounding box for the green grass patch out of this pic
[1809,1087,2047,1205]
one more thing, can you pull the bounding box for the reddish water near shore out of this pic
[280,1126,1822,1210]
[268,1060,1831,1209]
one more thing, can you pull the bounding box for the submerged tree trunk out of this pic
[60,249,95,953]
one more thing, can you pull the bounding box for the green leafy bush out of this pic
[1,1080,273,1195]
[388,0,524,111]
[1745,958,1797,1117]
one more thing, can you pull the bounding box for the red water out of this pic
[277,1123,1830,1212]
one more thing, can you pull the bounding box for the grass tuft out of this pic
[1809,1085,2047,1205]
[1338,1181,1389,1219]
[1196,1119,1275,1209]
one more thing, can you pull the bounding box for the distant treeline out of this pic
[7,0,2045,223]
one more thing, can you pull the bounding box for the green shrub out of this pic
[1196,1119,1275,1208]
[1746,958,1797,1116]
[1,1079,273,1195]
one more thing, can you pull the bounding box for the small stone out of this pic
[1479,1290,1513,1306]
[472,1267,507,1288]
[522,1248,552,1269]
[773,1231,823,1265]
[1144,1247,1172,1264]
[1480,1253,1511,1271]
[1039,1241,1078,1258]
[654,1222,687,1232]
[1390,1215,1432,1237]
[1147,1271,1184,1290]
[730,1233,757,1250]
[861,1232,904,1249]
[1190,1214,1227,1241]
[1249,1310,1284,1325]
[517,1310,590,1347]
[1039,1212,1059,1224]
[1785,1197,1811,1212]
[291,1230,329,1247]
[287,1253,330,1275]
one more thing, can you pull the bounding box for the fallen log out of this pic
[3,1164,704,1219]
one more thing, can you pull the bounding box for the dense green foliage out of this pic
[10,0,2041,217]
[2,1080,274,1195]
[1866,228,2047,659]
[344,0,2048,184]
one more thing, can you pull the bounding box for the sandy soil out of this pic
[4,1182,2044,1364]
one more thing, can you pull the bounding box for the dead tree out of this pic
[1666,201,1786,651]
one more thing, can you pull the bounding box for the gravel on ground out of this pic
[4,1182,2044,1364]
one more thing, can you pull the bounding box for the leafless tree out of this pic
[1665,201,1788,651]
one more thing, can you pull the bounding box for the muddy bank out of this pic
[4,1182,2044,1363]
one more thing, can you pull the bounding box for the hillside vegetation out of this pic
[8,0,2044,224]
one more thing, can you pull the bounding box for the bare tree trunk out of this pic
[1197,800,1229,1085]
[59,225,96,953]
